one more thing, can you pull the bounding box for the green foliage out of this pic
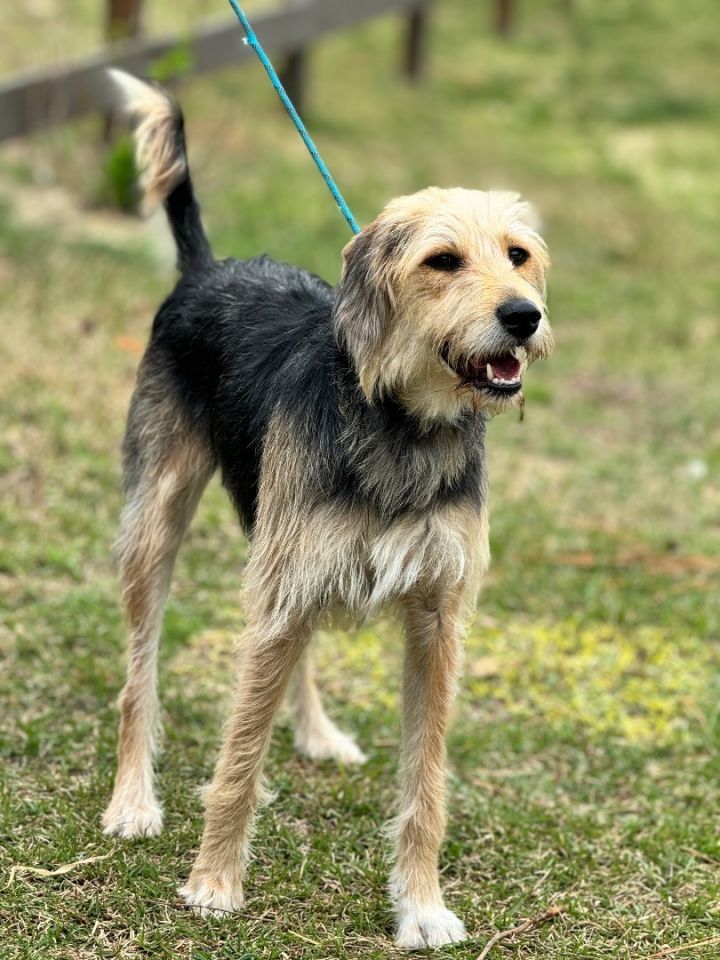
[149,43,194,86]
[468,621,720,745]
[98,134,138,212]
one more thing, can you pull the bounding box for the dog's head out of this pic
[333,187,552,421]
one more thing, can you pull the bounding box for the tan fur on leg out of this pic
[180,616,311,915]
[390,586,468,949]
[103,429,213,838]
[287,648,366,765]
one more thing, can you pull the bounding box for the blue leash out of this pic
[227,0,361,235]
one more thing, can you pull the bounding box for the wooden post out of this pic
[279,48,307,113]
[495,0,514,35]
[107,0,143,42]
[405,6,428,81]
[105,0,143,140]
[280,0,307,114]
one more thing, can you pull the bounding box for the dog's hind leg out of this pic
[286,647,366,765]
[390,586,468,949]
[103,386,214,839]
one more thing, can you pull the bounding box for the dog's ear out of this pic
[517,200,543,234]
[333,223,394,399]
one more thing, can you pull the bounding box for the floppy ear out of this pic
[518,200,543,234]
[332,224,394,398]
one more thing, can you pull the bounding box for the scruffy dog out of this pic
[102,70,553,949]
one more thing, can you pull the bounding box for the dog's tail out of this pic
[106,69,213,273]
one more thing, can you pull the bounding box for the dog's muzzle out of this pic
[440,343,524,395]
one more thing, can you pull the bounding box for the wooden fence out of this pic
[0,0,433,142]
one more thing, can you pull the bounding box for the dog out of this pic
[101,69,552,949]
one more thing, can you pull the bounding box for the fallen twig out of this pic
[476,905,565,960]
[645,936,720,959]
[7,852,112,886]
[680,845,720,868]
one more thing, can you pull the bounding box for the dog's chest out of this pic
[249,498,489,629]
[356,506,485,610]
[248,403,489,626]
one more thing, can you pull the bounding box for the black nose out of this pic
[496,298,541,340]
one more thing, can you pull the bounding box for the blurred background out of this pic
[1,1,719,957]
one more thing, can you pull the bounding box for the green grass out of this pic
[2,1,720,957]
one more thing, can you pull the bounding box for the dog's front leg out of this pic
[390,586,468,949]
[180,614,310,915]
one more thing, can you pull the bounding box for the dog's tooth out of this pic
[486,363,493,381]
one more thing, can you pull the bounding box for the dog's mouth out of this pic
[441,344,524,395]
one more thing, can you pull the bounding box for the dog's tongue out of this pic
[490,356,521,380]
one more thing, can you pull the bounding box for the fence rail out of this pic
[0,0,430,142]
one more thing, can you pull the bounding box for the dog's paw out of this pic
[295,722,367,766]
[394,901,468,950]
[102,799,163,838]
[179,873,244,917]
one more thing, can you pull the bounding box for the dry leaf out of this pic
[468,656,500,679]
[115,334,143,354]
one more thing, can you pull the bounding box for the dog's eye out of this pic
[424,253,463,272]
[508,246,530,267]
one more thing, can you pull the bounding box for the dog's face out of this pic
[334,187,552,421]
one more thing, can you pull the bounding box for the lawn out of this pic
[1,0,720,957]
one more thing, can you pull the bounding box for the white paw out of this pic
[295,722,366,766]
[102,799,163,838]
[179,874,244,917]
[394,901,468,950]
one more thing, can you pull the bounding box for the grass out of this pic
[1,0,720,957]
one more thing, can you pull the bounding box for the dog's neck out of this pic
[335,356,487,520]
